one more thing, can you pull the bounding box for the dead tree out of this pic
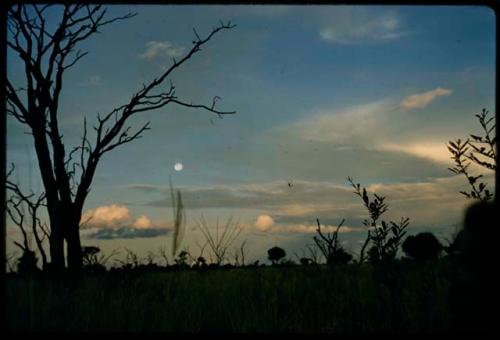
[6,4,236,271]
[314,218,352,266]
[5,164,49,271]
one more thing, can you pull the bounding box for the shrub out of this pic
[402,232,443,261]
[17,250,39,275]
[267,246,286,264]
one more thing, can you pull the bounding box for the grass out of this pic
[5,260,460,332]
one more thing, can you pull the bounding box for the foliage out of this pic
[447,108,496,201]
[348,177,409,265]
[267,246,286,264]
[402,232,443,261]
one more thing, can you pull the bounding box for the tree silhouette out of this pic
[313,218,352,266]
[447,109,496,201]
[6,4,236,272]
[402,232,443,261]
[267,246,286,265]
[348,177,408,265]
[5,164,49,271]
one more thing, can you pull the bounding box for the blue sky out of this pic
[6,5,496,264]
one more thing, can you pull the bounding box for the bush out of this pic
[17,250,39,275]
[402,232,443,261]
[267,246,286,264]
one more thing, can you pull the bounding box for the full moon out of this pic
[174,162,183,171]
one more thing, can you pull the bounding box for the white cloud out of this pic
[319,9,404,44]
[399,87,452,109]
[255,214,274,231]
[139,41,185,60]
[377,141,451,164]
[81,204,167,231]
[81,204,131,229]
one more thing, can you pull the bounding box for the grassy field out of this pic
[5,260,463,333]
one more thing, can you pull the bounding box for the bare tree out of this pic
[314,218,352,266]
[5,164,49,271]
[6,4,236,271]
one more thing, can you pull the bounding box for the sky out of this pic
[6,5,496,265]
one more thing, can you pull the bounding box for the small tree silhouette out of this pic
[402,232,443,261]
[348,177,409,265]
[313,218,352,266]
[447,108,496,201]
[267,246,286,265]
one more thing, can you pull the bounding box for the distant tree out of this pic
[174,250,190,268]
[267,246,286,265]
[402,232,443,261]
[6,4,236,272]
[447,109,496,201]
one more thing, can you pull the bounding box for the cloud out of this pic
[253,220,358,234]
[399,87,452,109]
[80,204,170,239]
[275,99,396,145]
[81,204,131,229]
[139,41,185,60]
[377,141,451,164]
[79,75,101,87]
[319,9,404,44]
[132,215,154,229]
[255,214,274,231]
[129,172,487,230]
[85,227,169,240]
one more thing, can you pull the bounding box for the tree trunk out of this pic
[65,210,83,272]
[48,220,65,272]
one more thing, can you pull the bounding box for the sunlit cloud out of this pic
[132,215,154,229]
[81,204,131,229]
[377,141,451,164]
[399,87,452,109]
[255,214,274,231]
[80,204,170,239]
[139,41,185,60]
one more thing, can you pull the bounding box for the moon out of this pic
[174,162,183,171]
